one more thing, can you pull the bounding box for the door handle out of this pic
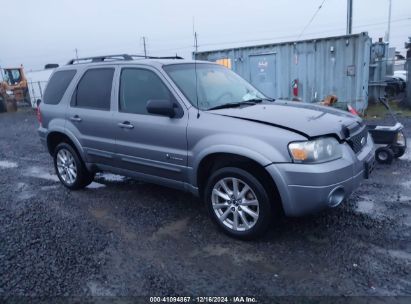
[118,121,134,129]
[70,115,82,122]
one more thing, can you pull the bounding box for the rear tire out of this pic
[204,167,273,240]
[53,143,94,190]
[375,147,394,164]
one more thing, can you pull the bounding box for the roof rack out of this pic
[67,54,132,65]
[129,54,184,60]
[67,54,183,65]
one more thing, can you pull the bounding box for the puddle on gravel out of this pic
[356,200,376,214]
[190,244,264,265]
[400,180,411,189]
[15,182,35,201]
[16,191,35,201]
[86,281,113,296]
[97,173,125,182]
[87,182,106,189]
[0,160,18,169]
[24,166,59,182]
[90,207,108,219]
[402,213,411,227]
[152,217,189,239]
[40,185,59,191]
[387,249,411,261]
[400,143,411,161]
[373,245,411,262]
[397,195,411,203]
[23,166,106,189]
[354,199,389,220]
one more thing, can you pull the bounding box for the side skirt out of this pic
[86,163,199,196]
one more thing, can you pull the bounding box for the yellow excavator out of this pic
[0,66,30,112]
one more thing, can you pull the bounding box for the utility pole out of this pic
[194,32,198,53]
[74,48,79,60]
[385,0,392,43]
[142,36,147,58]
[192,17,199,58]
[405,37,411,107]
[346,0,353,35]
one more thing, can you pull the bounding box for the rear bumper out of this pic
[38,127,48,148]
[266,134,375,217]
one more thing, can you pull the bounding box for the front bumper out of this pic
[267,133,375,216]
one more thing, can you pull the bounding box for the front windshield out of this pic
[163,63,266,110]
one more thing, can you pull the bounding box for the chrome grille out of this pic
[347,127,368,154]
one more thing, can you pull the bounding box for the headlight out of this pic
[288,137,342,163]
[6,90,13,95]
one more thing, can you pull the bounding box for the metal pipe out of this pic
[386,0,392,43]
[346,0,353,35]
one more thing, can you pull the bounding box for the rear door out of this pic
[66,66,117,165]
[113,66,188,182]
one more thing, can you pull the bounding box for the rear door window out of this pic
[43,70,76,105]
[74,68,114,110]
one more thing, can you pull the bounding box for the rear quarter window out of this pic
[43,70,76,105]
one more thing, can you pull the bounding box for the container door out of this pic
[249,54,277,98]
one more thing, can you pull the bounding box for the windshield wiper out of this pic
[207,100,263,111]
[244,97,276,102]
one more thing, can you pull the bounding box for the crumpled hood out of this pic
[209,100,363,140]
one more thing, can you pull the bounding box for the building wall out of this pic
[195,32,372,112]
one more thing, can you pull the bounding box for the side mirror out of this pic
[36,99,42,107]
[146,99,175,118]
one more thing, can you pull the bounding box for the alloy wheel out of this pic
[56,148,77,185]
[211,177,259,232]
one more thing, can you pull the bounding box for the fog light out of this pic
[328,187,345,207]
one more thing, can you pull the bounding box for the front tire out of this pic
[204,167,273,240]
[53,143,94,190]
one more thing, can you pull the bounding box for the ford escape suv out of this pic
[37,54,375,239]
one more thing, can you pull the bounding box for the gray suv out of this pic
[38,54,375,239]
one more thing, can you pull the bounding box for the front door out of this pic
[113,67,188,182]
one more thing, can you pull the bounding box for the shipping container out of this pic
[194,32,372,112]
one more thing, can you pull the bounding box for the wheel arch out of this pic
[195,152,282,211]
[46,130,85,162]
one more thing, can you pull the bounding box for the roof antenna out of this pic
[194,30,200,119]
[142,36,148,58]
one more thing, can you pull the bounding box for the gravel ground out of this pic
[0,108,410,297]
